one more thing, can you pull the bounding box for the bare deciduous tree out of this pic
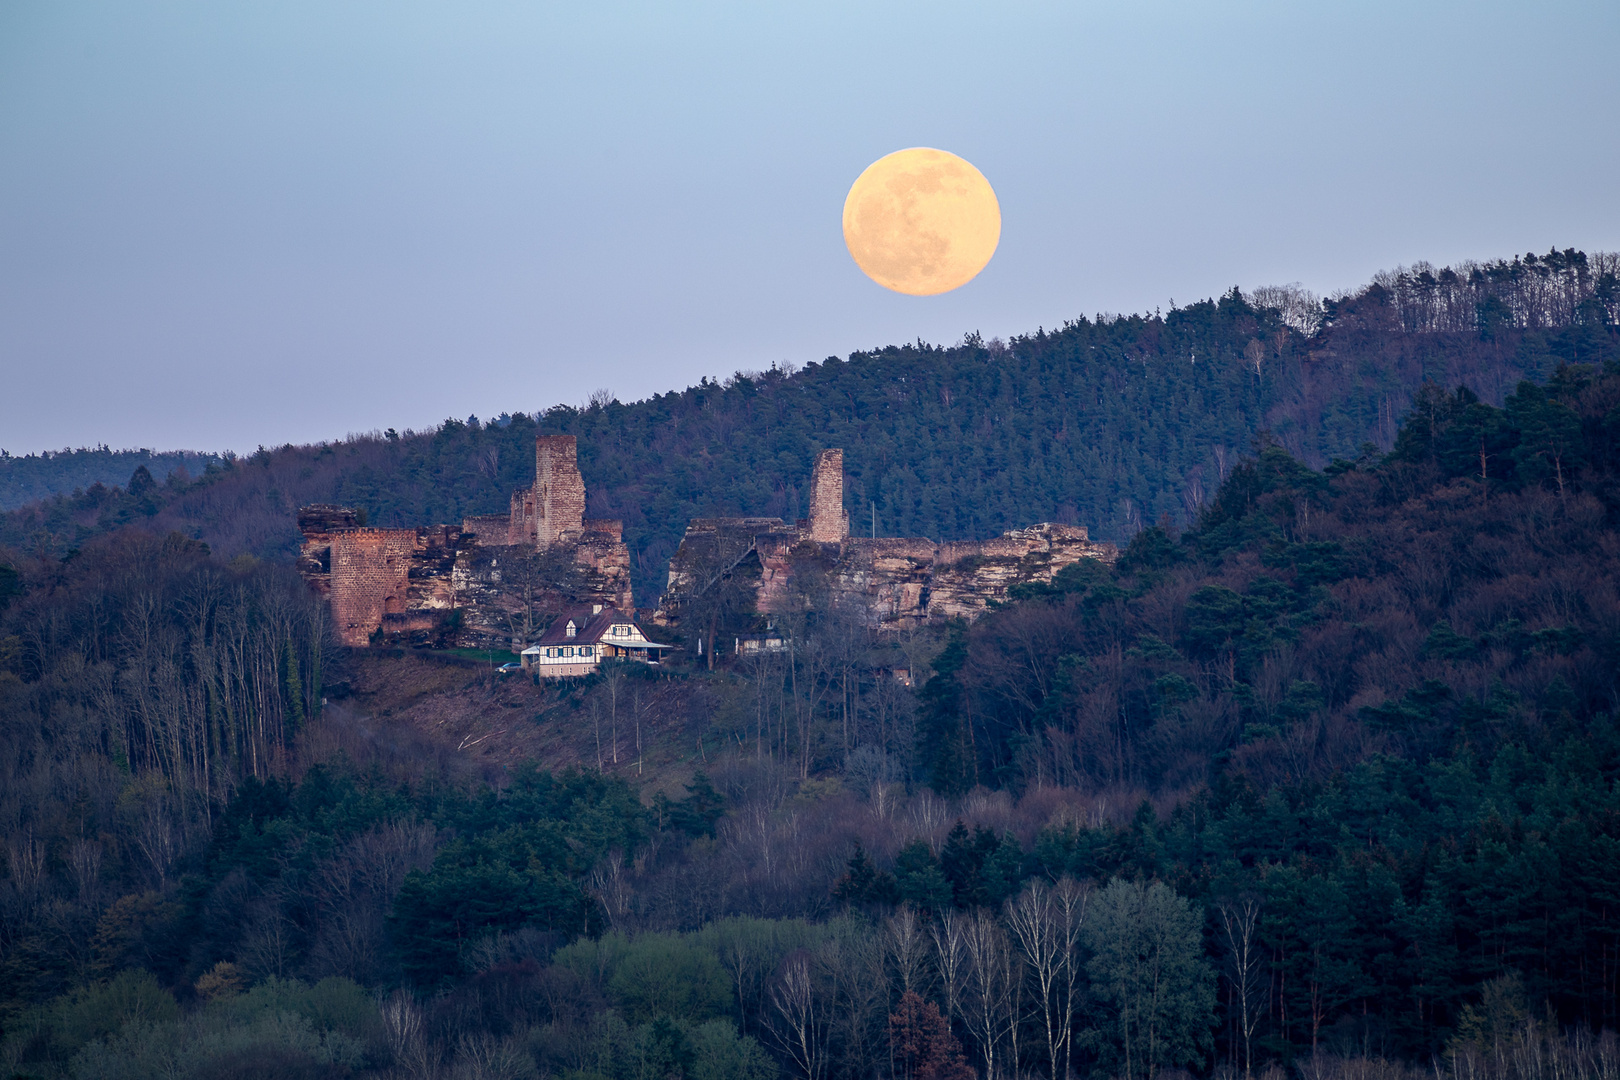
[1218,896,1266,1078]
[822,927,889,1077]
[961,908,1019,1080]
[768,952,829,1080]
[931,907,968,1028]
[1007,877,1089,1080]
[886,905,933,999]
[381,989,439,1078]
[588,850,631,930]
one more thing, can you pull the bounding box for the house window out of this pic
[562,646,573,658]
[582,646,593,657]
[565,621,576,638]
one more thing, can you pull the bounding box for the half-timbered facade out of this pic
[520,604,672,678]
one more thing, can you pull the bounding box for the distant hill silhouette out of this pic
[0,447,221,512]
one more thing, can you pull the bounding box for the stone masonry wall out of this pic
[806,448,848,543]
[328,530,417,646]
[657,452,1117,631]
[535,435,586,548]
[509,488,536,545]
[296,504,359,596]
[298,434,633,651]
[462,515,513,545]
[578,519,623,542]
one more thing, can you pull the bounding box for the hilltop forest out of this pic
[0,250,1619,1080]
[3,249,1616,603]
[0,451,222,515]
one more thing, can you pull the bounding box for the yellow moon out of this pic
[842,147,1001,296]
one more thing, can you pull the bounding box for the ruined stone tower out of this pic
[534,435,586,548]
[297,433,630,649]
[657,447,1118,630]
[807,448,848,543]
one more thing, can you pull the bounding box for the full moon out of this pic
[842,147,1001,296]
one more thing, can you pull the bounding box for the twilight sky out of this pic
[2,1,1616,455]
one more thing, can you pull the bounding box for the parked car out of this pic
[496,662,523,675]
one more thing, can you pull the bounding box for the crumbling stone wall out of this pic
[577,519,623,542]
[298,434,632,651]
[806,448,848,543]
[462,515,513,546]
[656,453,1117,630]
[296,504,359,596]
[510,487,536,545]
[535,435,586,548]
[328,530,417,646]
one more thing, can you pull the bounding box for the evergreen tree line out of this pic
[909,364,1620,799]
[0,451,221,515]
[3,355,1614,1075]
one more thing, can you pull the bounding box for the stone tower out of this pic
[534,435,586,548]
[807,448,849,543]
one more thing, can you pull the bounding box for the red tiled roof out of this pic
[535,605,661,647]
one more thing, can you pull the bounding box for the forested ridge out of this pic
[4,249,1616,604]
[0,251,1619,1080]
[0,451,222,515]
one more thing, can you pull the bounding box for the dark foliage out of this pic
[0,450,222,513]
[2,255,1618,1078]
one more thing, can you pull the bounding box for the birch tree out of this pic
[961,909,1018,1080]
[1217,895,1265,1078]
[768,952,829,1080]
[1006,877,1089,1080]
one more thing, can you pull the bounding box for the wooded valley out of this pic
[1,250,1619,1080]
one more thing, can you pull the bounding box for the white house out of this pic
[520,604,672,679]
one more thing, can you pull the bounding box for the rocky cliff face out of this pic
[295,435,633,650]
[655,449,1116,631]
[300,440,1114,649]
[298,520,633,650]
[658,520,1115,630]
[863,523,1116,623]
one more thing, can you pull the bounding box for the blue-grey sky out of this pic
[2,1,1616,455]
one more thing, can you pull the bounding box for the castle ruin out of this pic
[298,437,1117,651]
[299,434,631,648]
[655,448,1117,630]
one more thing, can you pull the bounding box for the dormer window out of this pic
[565,620,576,638]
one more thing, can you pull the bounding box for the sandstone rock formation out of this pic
[656,451,1116,630]
[298,435,631,648]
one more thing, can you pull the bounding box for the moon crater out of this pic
[842,147,1001,296]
